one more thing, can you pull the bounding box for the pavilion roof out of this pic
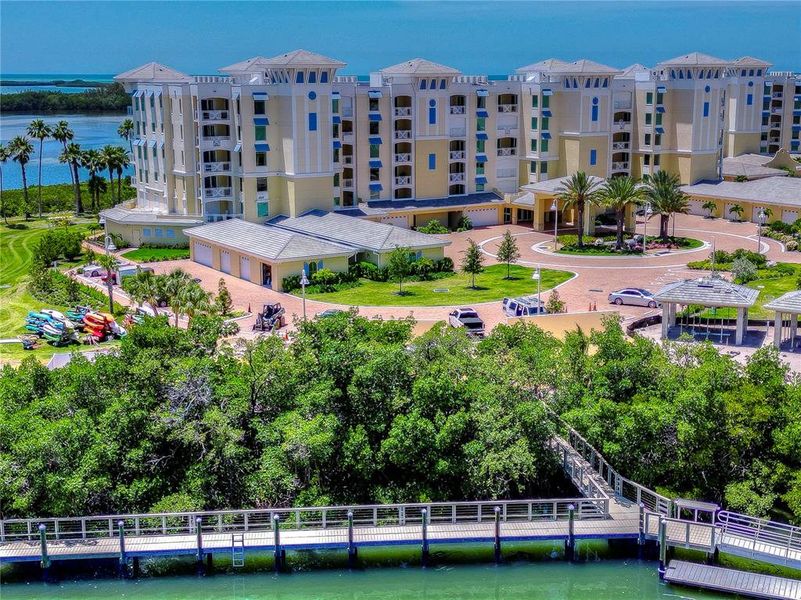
[654,276,759,308]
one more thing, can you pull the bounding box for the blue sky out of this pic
[2,1,799,76]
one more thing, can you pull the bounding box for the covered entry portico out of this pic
[765,291,801,351]
[654,277,759,346]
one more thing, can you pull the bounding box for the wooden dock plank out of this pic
[665,560,801,600]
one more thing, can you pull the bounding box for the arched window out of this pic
[428,99,437,125]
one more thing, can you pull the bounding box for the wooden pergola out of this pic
[764,291,801,350]
[654,277,759,346]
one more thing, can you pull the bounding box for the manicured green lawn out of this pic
[122,247,190,263]
[301,264,573,307]
[556,236,703,256]
[0,218,116,364]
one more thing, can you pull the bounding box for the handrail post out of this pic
[658,518,668,579]
[38,524,50,573]
[195,517,204,572]
[273,514,284,572]
[347,510,357,568]
[118,520,128,578]
[421,508,429,567]
[493,506,501,563]
[638,503,645,547]
[565,504,575,561]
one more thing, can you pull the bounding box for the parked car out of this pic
[448,308,485,338]
[608,288,660,308]
[83,263,104,277]
[502,296,548,317]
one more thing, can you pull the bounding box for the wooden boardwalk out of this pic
[665,560,801,599]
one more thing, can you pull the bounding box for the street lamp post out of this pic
[642,202,652,255]
[756,209,766,253]
[532,265,542,313]
[300,272,310,321]
[550,200,559,251]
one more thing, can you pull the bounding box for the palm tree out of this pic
[729,204,744,222]
[101,145,119,203]
[118,119,135,155]
[26,119,52,218]
[702,200,717,219]
[98,253,119,314]
[556,171,602,248]
[52,120,75,190]
[0,143,9,224]
[112,146,130,201]
[178,283,211,325]
[642,170,688,240]
[123,269,163,313]
[599,176,644,250]
[8,136,34,220]
[163,269,192,326]
[59,142,83,215]
[87,174,107,211]
[81,149,105,211]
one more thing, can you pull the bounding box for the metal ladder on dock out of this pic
[231,533,245,567]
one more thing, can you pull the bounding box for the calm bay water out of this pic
[0,113,133,189]
[0,561,730,600]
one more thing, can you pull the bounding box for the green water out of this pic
[0,561,732,599]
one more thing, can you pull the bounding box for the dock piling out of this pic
[195,517,204,573]
[565,504,575,561]
[658,518,667,579]
[38,523,50,573]
[118,520,127,577]
[493,506,501,563]
[273,514,285,572]
[347,510,358,568]
[421,508,429,567]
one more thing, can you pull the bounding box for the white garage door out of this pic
[380,216,409,229]
[464,208,498,227]
[688,200,705,216]
[239,256,251,281]
[220,250,231,274]
[782,209,799,225]
[193,242,212,267]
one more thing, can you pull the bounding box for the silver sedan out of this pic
[608,288,660,308]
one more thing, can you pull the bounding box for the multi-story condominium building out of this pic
[105,50,799,286]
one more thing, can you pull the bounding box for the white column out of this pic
[669,303,677,327]
[774,312,783,348]
[661,303,671,338]
[791,315,798,347]
[735,307,747,346]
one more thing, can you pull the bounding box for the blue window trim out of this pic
[703,102,709,117]
[591,106,598,122]
[428,153,436,170]
[429,106,436,125]
[320,71,328,83]
[590,149,597,166]
[747,94,753,106]
[308,71,317,84]
[296,71,304,84]
[309,112,317,131]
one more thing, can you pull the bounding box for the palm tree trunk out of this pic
[616,208,624,250]
[37,139,44,218]
[577,202,585,248]
[21,165,31,220]
[106,278,114,314]
[660,214,669,240]
[117,170,122,201]
[108,168,115,203]
[72,162,83,215]
[0,166,6,225]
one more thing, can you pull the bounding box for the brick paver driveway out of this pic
[148,214,800,337]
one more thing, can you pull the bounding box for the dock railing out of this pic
[0,498,609,543]
[717,510,801,564]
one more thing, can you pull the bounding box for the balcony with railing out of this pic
[450,94,466,114]
[394,153,411,164]
[199,98,230,121]
[203,161,231,172]
[497,93,518,113]
[201,110,229,121]
[204,187,233,199]
[394,106,412,117]
[448,173,465,183]
[613,111,632,130]
[611,161,630,171]
[394,129,411,140]
[343,178,354,188]
[393,96,411,118]
[449,150,466,161]
[497,137,517,157]
[394,176,412,186]
[612,141,630,150]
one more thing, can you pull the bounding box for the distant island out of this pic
[1,82,129,114]
[0,79,110,88]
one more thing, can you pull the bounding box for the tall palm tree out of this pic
[642,170,688,240]
[556,171,602,248]
[0,143,9,224]
[26,119,52,218]
[59,142,83,215]
[87,174,107,211]
[81,149,105,211]
[123,269,162,313]
[8,136,34,220]
[163,269,192,326]
[51,120,75,190]
[118,119,135,155]
[113,146,130,201]
[599,176,644,250]
[101,145,119,203]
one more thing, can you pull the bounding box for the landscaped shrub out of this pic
[311,269,338,292]
[417,219,449,234]
[456,215,473,232]
[282,274,302,292]
[109,232,130,249]
[787,240,799,252]
[411,257,435,280]
[435,257,454,272]
[731,257,757,283]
